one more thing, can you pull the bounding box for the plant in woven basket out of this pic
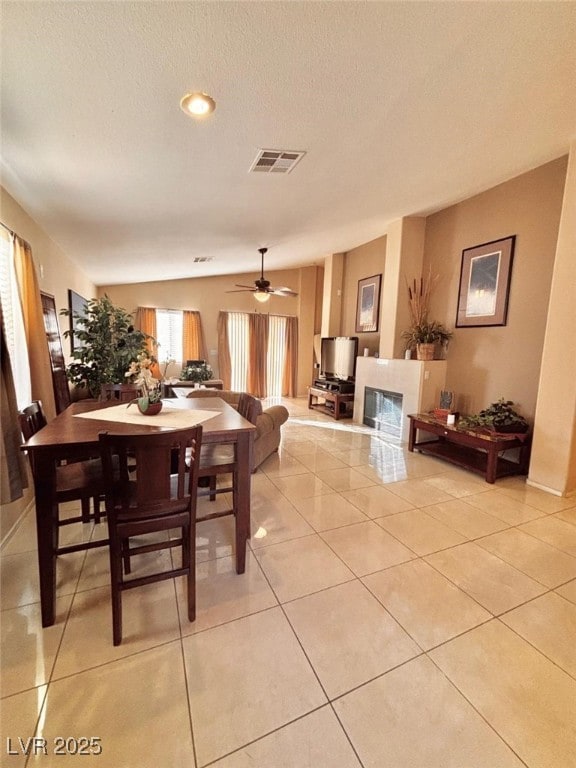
[401,267,452,358]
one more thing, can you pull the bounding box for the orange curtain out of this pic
[247,313,269,397]
[182,310,207,362]
[282,315,298,397]
[217,311,232,389]
[135,307,160,378]
[1,305,29,503]
[13,236,56,421]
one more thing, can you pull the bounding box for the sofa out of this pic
[185,389,289,471]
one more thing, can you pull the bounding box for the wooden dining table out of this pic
[20,397,256,627]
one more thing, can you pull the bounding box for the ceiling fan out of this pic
[227,248,298,303]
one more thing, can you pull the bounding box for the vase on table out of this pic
[128,397,163,415]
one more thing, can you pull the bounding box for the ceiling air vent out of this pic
[192,257,213,263]
[249,149,306,174]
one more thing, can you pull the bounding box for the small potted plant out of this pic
[459,399,529,433]
[180,361,214,384]
[401,268,453,360]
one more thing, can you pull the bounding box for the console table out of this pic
[407,413,531,484]
[308,386,354,420]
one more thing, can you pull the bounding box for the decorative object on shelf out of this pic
[433,390,457,421]
[456,235,515,327]
[355,274,382,333]
[180,360,214,383]
[458,398,528,433]
[61,296,155,399]
[402,321,453,360]
[402,267,453,359]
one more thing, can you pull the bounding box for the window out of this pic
[155,309,184,363]
[0,227,32,409]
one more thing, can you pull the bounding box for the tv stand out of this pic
[308,385,354,420]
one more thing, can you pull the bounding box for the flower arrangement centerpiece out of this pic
[126,353,162,414]
[401,266,453,360]
[180,361,214,383]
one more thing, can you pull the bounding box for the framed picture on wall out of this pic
[355,274,382,333]
[456,236,515,327]
[68,289,88,353]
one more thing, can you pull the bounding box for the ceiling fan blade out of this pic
[270,287,298,296]
[234,284,257,290]
[226,288,256,293]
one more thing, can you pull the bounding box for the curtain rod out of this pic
[0,221,31,248]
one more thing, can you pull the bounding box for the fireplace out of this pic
[363,387,403,438]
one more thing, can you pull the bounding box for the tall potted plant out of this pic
[402,267,453,360]
[61,296,155,398]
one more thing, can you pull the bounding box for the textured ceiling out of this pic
[1,1,575,286]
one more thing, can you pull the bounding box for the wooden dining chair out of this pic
[19,401,106,546]
[99,425,203,646]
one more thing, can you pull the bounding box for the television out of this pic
[320,336,359,381]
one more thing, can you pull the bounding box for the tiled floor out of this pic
[2,397,576,767]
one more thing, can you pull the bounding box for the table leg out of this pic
[235,432,251,574]
[486,446,498,484]
[408,420,416,452]
[33,453,58,627]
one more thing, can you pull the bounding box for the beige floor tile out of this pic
[284,581,419,698]
[0,550,84,610]
[341,484,415,518]
[315,467,376,492]
[292,449,349,473]
[52,581,180,679]
[209,706,362,768]
[182,607,326,766]
[249,494,314,548]
[501,592,576,677]
[354,461,409,483]
[334,655,525,768]
[259,452,308,477]
[426,542,546,614]
[476,528,576,587]
[424,499,509,539]
[463,490,544,525]
[520,515,576,557]
[29,643,195,767]
[176,551,277,634]
[431,620,576,768]
[1,509,39,555]
[423,471,492,498]
[1,597,72,697]
[270,473,335,501]
[196,514,237,562]
[364,559,491,650]
[328,448,375,467]
[253,534,354,603]
[403,453,452,478]
[251,472,285,500]
[377,509,467,555]
[385,478,454,507]
[1,687,47,768]
[322,521,414,576]
[496,478,576,513]
[555,506,576,526]
[292,493,368,531]
[556,579,576,604]
[282,438,324,457]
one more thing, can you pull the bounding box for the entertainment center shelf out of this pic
[308,386,355,420]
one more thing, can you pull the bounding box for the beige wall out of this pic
[99,266,320,397]
[423,156,568,419]
[341,236,386,355]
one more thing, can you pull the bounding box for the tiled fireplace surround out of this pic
[353,357,447,442]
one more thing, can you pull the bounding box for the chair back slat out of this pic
[18,400,47,441]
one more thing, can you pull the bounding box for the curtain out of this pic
[217,311,232,389]
[12,236,56,421]
[182,310,207,363]
[248,313,269,397]
[135,306,160,377]
[1,304,29,503]
[282,315,298,397]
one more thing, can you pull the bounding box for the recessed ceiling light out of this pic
[180,92,216,117]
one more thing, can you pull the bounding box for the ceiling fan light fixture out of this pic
[254,290,270,303]
[180,92,216,117]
